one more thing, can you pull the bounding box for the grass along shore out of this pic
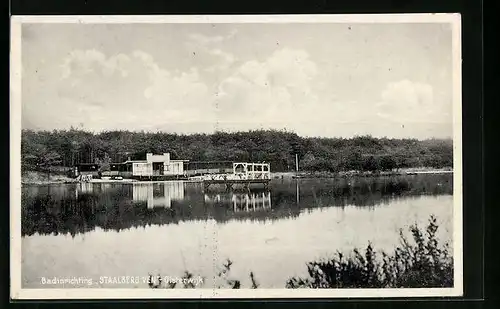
[21,171,77,185]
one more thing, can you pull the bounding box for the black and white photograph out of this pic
[10,14,462,299]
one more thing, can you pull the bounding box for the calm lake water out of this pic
[21,174,454,289]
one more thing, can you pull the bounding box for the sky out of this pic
[21,22,455,139]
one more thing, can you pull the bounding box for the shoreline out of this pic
[21,178,202,186]
[21,167,453,185]
[273,168,453,179]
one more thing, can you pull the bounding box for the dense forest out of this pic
[21,129,453,173]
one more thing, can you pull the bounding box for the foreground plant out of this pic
[286,215,453,288]
[149,215,452,289]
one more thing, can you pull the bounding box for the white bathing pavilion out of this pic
[131,153,186,177]
[105,152,188,180]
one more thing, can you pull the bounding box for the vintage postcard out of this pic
[10,14,462,299]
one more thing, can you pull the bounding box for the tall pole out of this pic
[295,153,299,173]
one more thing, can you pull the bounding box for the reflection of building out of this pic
[75,182,116,199]
[74,182,94,200]
[204,191,272,212]
[204,193,232,203]
[132,182,185,208]
[233,191,272,212]
[78,182,94,194]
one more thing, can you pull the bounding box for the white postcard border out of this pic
[10,13,463,300]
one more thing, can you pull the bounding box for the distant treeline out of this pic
[21,129,453,173]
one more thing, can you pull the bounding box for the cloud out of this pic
[26,47,326,135]
[205,49,236,72]
[60,49,131,80]
[185,30,238,73]
[26,49,214,132]
[209,49,235,63]
[376,80,447,123]
[187,29,238,45]
[213,48,320,130]
[23,47,452,139]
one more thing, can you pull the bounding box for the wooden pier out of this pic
[203,179,271,191]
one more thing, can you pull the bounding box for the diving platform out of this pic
[202,162,271,191]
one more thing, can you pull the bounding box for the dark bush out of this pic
[286,215,453,288]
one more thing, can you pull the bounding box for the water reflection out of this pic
[22,174,454,289]
[132,182,185,209]
[21,174,453,237]
[205,191,272,212]
[296,181,300,205]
